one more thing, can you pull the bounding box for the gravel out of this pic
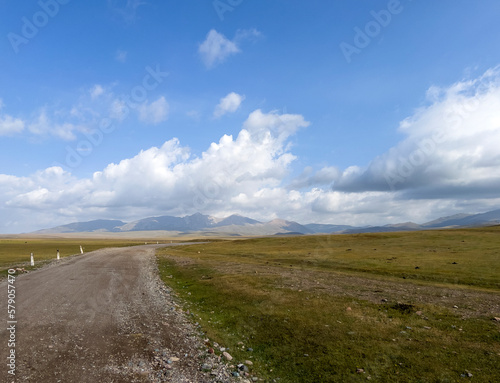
[0,245,239,382]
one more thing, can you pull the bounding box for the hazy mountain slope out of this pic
[423,210,500,228]
[33,209,500,235]
[304,223,357,233]
[34,219,126,234]
[422,213,472,228]
[212,214,261,227]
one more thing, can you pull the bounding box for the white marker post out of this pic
[30,252,34,266]
[80,245,84,254]
[57,249,60,260]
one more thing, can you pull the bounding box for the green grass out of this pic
[157,227,500,382]
[164,227,500,289]
[0,238,144,275]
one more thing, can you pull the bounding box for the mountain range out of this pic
[33,209,500,236]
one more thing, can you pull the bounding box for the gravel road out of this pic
[0,245,235,383]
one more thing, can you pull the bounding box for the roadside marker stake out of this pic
[80,245,84,254]
[30,252,34,266]
[57,249,60,260]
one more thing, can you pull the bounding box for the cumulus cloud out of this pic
[138,96,169,124]
[0,109,311,232]
[214,92,245,118]
[2,68,500,233]
[198,29,261,69]
[333,67,500,201]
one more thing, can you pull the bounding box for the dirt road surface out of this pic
[0,245,234,383]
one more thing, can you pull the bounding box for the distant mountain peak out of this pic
[189,212,205,217]
[33,209,500,236]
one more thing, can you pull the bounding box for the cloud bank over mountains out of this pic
[1,68,500,233]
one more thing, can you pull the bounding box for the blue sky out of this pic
[1,0,500,233]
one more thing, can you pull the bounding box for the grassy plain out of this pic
[0,237,145,275]
[157,227,500,382]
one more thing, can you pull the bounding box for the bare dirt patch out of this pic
[169,254,500,319]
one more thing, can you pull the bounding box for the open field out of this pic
[0,237,147,275]
[157,227,500,382]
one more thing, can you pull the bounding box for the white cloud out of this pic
[1,85,117,141]
[109,99,128,121]
[334,67,500,200]
[0,99,25,136]
[27,109,85,141]
[0,80,169,143]
[2,68,500,233]
[0,109,310,232]
[138,96,169,124]
[90,84,105,99]
[198,28,262,69]
[0,114,25,136]
[198,29,240,69]
[214,92,245,118]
